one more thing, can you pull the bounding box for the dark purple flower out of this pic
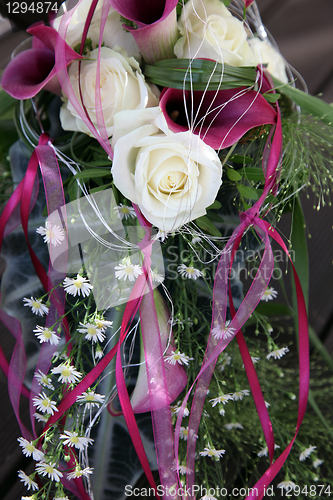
[160,85,277,150]
[108,0,178,63]
[1,24,80,100]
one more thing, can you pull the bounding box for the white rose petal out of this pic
[174,0,254,66]
[111,107,223,232]
[249,37,288,84]
[60,47,159,137]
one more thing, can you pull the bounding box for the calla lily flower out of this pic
[108,0,178,64]
[244,0,255,7]
[1,24,80,100]
[130,289,188,414]
[160,85,277,150]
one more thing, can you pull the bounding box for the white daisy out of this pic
[179,426,189,440]
[113,204,136,220]
[224,422,243,430]
[35,462,63,482]
[153,230,169,242]
[191,236,202,245]
[18,470,38,491]
[34,412,50,423]
[299,445,317,462]
[261,287,278,302]
[174,465,192,475]
[257,444,280,457]
[34,369,54,390]
[32,393,58,415]
[23,297,49,316]
[200,496,218,500]
[199,446,226,459]
[17,438,44,461]
[171,403,190,417]
[150,269,165,284]
[63,274,93,297]
[36,221,65,247]
[67,466,93,480]
[95,344,104,359]
[313,458,324,468]
[54,497,70,500]
[165,350,193,366]
[277,481,297,491]
[21,496,37,500]
[33,325,60,345]
[93,317,113,331]
[266,346,289,360]
[114,259,143,282]
[60,430,94,451]
[219,408,225,416]
[51,363,82,384]
[76,391,105,409]
[177,264,203,280]
[212,320,235,340]
[232,389,250,401]
[77,323,105,343]
[209,394,233,407]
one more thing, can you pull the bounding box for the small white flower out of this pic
[18,470,38,491]
[212,320,235,340]
[179,426,189,440]
[178,465,192,475]
[63,274,93,297]
[54,496,70,500]
[93,317,113,331]
[257,443,280,457]
[200,496,218,500]
[60,430,94,451]
[313,458,324,468]
[32,393,58,415]
[150,269,165,284]
[191,236,202,245]
[76,391,105,409]
[34,412,49,423]
[171,403,189,417]
[199,445,226,459]
[265,401,271,408]
[78,322,105,343]
[165,350,193,366]
[224,422,243,430]
[266,346,289,360]
[17,438,44,461]
[153,230,169,242]
[261,287,278,302]
[95,344,104,359]
[209,394,233,407]
[114,258,143,282]
[33,325,60,345]
[67,466,93,480]
[23,297,49,316]
[51,363,82,384]
[21,496,37,500]
[232,389,250,401]
[36,221,65,247]
[34,369,54,390]
[178,264,203,280]
[299,445,317,462]
[277,481,297,491]
[219,408,225,416]
[114,203,136,220]
[36,462,63,482]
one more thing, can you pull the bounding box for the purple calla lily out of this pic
[108,0,178,63]
[244,0,255,7]
[160,85,277,150]
[1,24,80,100]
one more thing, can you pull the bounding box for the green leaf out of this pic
[73,168,111,180]
[206,211,225,223]
[226,167,242,181]
[195,215,222,237]
[255,302,292,317]
[89,183,113,194]
[229,154,253,164]
[236,184,259,200]
[263,92,281,103]
[241,167,265,181]
[0,88,16,119]
[207,200,222,210]
[272,76,333,126]
[290,196,309,311]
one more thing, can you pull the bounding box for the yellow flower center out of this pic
[186,267,194,274]
[44,329,52,339]
[70,435,79,444]
[42,399,50,407]
[61,368,72,378]
[26,443,35,452]
[121,206,129,214]
[32,301,41,309]
[173,354,181,361]
[45,465,54,474]
[85,394,95,402]
[182,429,188,436]
[87,327,96,336]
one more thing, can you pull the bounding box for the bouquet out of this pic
[0,0,333,499]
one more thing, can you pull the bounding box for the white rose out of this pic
[53,0,140,58]
[60,47,159,137]
[111,108,223,232]
[249,37,288,84]
[174,0,254,66]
